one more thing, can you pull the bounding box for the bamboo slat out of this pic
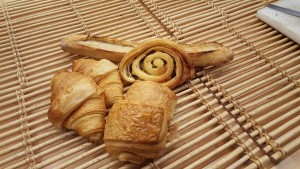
[0,0,299,168]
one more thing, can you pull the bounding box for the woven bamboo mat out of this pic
[0,0,299,168]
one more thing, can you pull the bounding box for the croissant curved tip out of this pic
[88,133,104,143]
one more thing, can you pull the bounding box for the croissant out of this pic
[72,58,123,107]
[119,38,195,89]
[104,81,177,163]
[48,70,106,143]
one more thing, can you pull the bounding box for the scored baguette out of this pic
[61,34,233,68]
[181,42,234,68]
[61,35,138,62]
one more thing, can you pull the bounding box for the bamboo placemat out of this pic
[0,0,299,168]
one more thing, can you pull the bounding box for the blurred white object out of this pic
[256,0,300,44]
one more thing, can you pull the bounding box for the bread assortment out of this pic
[104,81,177,163]
[47,34,234,164]
[48,68,177,162]
[48,70,106,143]
[119,38,195,89]
[61,34,233,68]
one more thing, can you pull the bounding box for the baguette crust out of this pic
[61,35,138,62]
[182,42,234,68]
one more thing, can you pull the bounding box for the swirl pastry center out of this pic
[120,38,195,89]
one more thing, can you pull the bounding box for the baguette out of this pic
[61,34,233,68]
[181,42,234,68]
[61,34,138,62]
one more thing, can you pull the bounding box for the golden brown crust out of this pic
[48,70,107,142]
[61,34,138,62]
[104,81,177,163]
[72,58,118,81]
[97,71,123,107]
[181,42,222,53]
[119,38,195,89]
[124,81,177,123]
[72,58,123,107]
[104,101,165,143]
[61,34,233,68]
[48,71,98,128]
[183,42,234,68]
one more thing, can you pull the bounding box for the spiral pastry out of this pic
[119,38,195,89]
